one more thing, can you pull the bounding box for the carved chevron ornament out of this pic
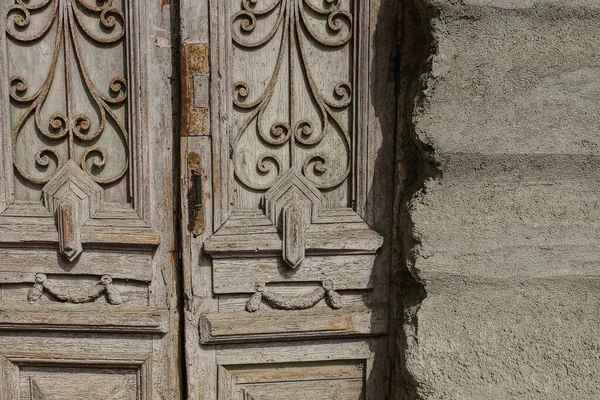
[42,160,104,260]
[264,169,322,268]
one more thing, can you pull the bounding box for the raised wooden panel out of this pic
[0,0,179,397]
[5,0,130,202]
[0,0,157,267]
[229,0,355,210]
[219,361,365,400]
[19,366,139,400]
[0,331,154,400]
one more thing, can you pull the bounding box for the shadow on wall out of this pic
[362,0,400,397]
[364,0,438,399]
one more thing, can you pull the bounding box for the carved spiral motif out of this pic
[6,0,128,186]
[232,0,353,191]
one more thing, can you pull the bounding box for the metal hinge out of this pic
[193,73,209,109]
[181,42,210,136]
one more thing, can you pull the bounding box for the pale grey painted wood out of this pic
[199,305,388,345]
[0,305,168,333]
[212,255,378,293]
[181,0,397,398]
[216,339,372,365]
[220,361,366,400]
[0,0,180,397]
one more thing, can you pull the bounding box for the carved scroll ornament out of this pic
[232,0,353,191]
[5,0,134,260]
[28,273,124,305]
[6,0,128,186]
[245,280,342,312]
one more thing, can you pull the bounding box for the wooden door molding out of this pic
[201,0,385,344]
[181,0,397,398]
[0,341,153,400]
[0,0,157,271]
[0,0,180,397]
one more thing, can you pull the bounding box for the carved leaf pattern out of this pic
[5,0,128,186]
[232,0,353,191]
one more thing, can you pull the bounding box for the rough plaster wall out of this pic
[397,0,600,398]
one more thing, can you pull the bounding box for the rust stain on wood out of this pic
[187,152,205,233]
[161,0,172,7]
[181,43,210,136]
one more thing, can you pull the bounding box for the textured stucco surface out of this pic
[400,0,600,398]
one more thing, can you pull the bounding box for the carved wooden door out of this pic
[180,1,396,399]
[0,0,180,398]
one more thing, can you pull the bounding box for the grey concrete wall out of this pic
[398,0,600,398]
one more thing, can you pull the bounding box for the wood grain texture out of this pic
[199,305,387,344]
[0,249,152,283]
[220,361,365,400]
[213,255,377,293]
[205,211,383,257]
[19,366,139,400]
[216,339,372,365]
[182,1,395,399]
[0,331,155,399]
[0,304,168,333]
[0,0,180,397]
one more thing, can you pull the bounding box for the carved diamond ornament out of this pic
[42,160,103,261]
[264,169,322,268]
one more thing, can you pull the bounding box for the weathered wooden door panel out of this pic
[0,0,179,398]
[0,0,396,397]
[218,361,365,400]
[181,0,396,398]
[20,367,139,400]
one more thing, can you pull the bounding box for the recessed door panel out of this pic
[0,0,179,397]
[180,0,397,398]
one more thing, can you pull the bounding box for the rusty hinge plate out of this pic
[181,42,210,136]
[193,73,209,109]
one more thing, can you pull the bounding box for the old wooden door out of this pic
[180,1,397,399]
[0,0,397,398]
[0,0,180,398]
